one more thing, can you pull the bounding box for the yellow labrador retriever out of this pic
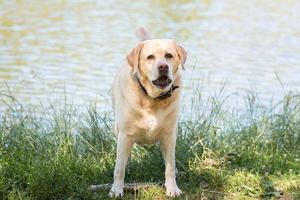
[109,27,186,197]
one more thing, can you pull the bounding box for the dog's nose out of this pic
[158,64,169,75]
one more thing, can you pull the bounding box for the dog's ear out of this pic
[136,27,151,41]
[174,43,187,70]
[127,43,144,75]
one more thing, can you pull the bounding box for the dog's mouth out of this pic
[152,75,172,89]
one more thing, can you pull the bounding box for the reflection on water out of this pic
[0,0,300,111]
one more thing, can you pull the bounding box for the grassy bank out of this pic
[0,91,299,200]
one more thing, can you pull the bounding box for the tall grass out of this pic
[0,88,299,199]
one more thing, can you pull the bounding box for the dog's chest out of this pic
[133,110,166,144]
[143,114,160,132]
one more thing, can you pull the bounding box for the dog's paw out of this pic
[109,183,124,198]
[165,183,182,197]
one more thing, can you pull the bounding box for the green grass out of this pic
[0,89,299,200]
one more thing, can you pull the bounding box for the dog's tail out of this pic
[136,27,151,41]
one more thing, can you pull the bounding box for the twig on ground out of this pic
[88,182,163,192]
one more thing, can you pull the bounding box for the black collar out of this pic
[135,76,179,100]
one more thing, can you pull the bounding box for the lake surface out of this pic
[1,0,300,113]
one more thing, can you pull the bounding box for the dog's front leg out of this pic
[160,131,182,197]
[109,133,133,198]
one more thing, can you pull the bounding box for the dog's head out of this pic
[127,28,187,98]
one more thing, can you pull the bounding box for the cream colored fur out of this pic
[109,27,186,198]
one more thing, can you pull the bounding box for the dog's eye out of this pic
[165,53,173,59]
[147,55,155,60]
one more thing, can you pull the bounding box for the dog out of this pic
[109,27,186,197]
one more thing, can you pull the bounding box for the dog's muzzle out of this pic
[152,64,172,89]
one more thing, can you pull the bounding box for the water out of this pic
[1,0,300,112]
